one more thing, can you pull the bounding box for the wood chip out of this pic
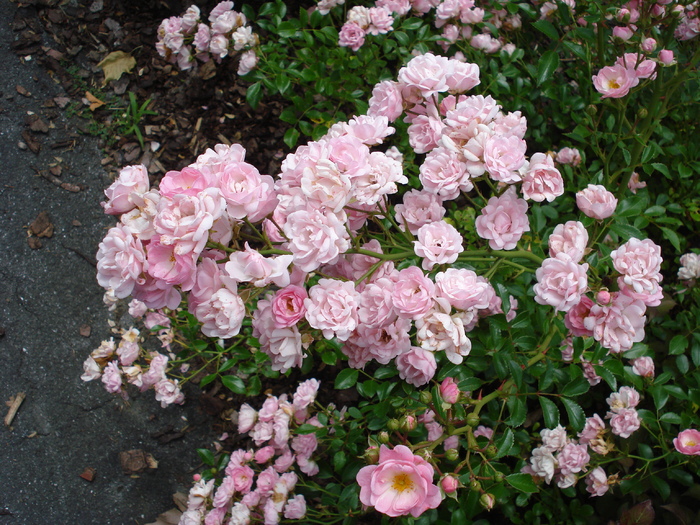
[21,130,41,154]
[29,211,54,238]
[119,449,157,474]
[4,392,26,426]
[26,114,49,133]
[27,237,42,249]
[79,467,96,482]
[79,324,91,337]
[16,85,31,97]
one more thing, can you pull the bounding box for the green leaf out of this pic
[246,82,263,109]
[197,448,215,466]
[594,364,617,391]
[401,17,425,30]
[660,227,682,252]
[609,222,644,241]
[560,377,590,397]
[333,450,347,472]
[296,423,320,434]
[616,198,648,218]
[219,359,236,372]
[495,428,514,459]
[532,19,559,40]
[459,377,483,391]
[335,368,359,390]
[649,384,669,410]
[676,354,689,374]
[669,335,688,355]
[506,473,539,493]
[283,128,300,149]
[650,476,670,501]
[562,40,586,60]
[560,397,585,431]
[506,396,527,427]
[536,50,560,86]
[539,397,560,428]
[199,373,217,388]
[221,375,246,394]
[374,367,397,379]
[659,412,682,424]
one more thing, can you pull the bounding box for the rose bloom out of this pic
[368,80,404,121]
[304,279,360,341]
[611,238,663,295]
[592,64,637,98]
[674,429,700,456]
[391,266,435,320]
[398,52,451,99]
[395,346,437,387]
[678,253,700,280]
[356,445,442,517]
[555,147,581,166]
[564,295,594,336]
[102,164,150,215]
[576,184,618,220]
[271,285,308,328]
[413,220,464,270]
[435,268,492,311]
[534,253,589,312]
[475,187,530,250]
[585,467,610,497]
[631,356,655,377]
[608,407,640,438]
[548,221,589,263]
[483,135,526,184]
[338,21,366,51]
[521,152,564,202]
[584,292,646,353]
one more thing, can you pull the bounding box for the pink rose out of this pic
[357,445,442,517]
[475,187,530,250]
[557,443,590,476]
[564,295,594,336]
[658,49,675,66]
[304,279,360,341]
[96,224,148,299]
[395,189,445,234]
[583,292,646,353]
[395,347,437,387]
[585,467,610,497]
[555,147,582,166]
[414,220,464,270]
[616,53,656,79]
[521,152,564,202]
[440,377,460,404]
[631,356,655,377]
[548,220,589,262]
[271,285,308,328]
[102,164,150,215]
[611,238,663,295]
[368,80,404,121]
[283,208,350,273]
[483,135,526,184]
[608,407,640,438]
[284,495,307,519]
[101,361,123,394]
[674,429,700,455]
[226,244,293,288]
[154,378,184,407]
[392,266,435,320]
[576,184,618,219]
[338,21,366,51]
[534,253,589,312]
[435,268,492,311]
[592,64,636,98]
[398,52,451,99]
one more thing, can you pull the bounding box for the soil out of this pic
[1,0,303,523]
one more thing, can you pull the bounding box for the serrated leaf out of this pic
[335,368,359,390]
[506,396,527,427]
[660,227,682,252]
[495,428,514,459]
[669,335,688,355]
[560,377,590,397]
[536,50,560,86]
[539,397,560,428]
[620,499,655,525]
[506,473,539,493]
[649,384,669,410]
[560,397,585,430]
[532,19,559,40]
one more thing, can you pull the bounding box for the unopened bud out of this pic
[400,415,417,433]
[363,446,380,464]
[378,431,390,444]
[466,412,480,427]
[586,104,597,116]
[480,493,496,511]
[419,390,433,404]
[637,107,648,119]
[387,419,400,431]
[485,445,498,458]
[493,471,505,483]
[469,478,482,492]
[596,289,611,305]
[445,448,460,461]
[441,475,459,494]
[193,474,202,482]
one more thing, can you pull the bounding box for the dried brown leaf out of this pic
[97,50,136,85]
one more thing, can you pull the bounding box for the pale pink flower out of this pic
[435,268,492,311]
[578,414,606,445]
[154,378,184,407]
[101,361,123,394]
[473,426,494,440]
[606,386,640,411]
[521,152,564,202]
[159,167,216,198]
[608,407,640,438]
[540,425,568,452]
[398,53,451,98]
[631,356,655,377]
[284,495,307,519]
[413,220,464,270]
[140,353,168,390]
[300,158,351,214]
[197,287,245,339]
[219,162,276,221]
[611,238,663,295]
[441,475,459,494]
[102,164,150,215]
[612,26,634,41]
[592,64,637,98]
[292,378,320,411]
[96,224,148,299]
[557,443,590,476]
[445,60,480,94]
[529,447,556,483]
[368,7,394,34]
[226,244,292,288]
[628,172,646,193]
[616,53,656,79]
[128,299,148,318]
[555,147,582,166]
[117,328,140,366]
[394,190,445,234]
[254,299,304,372]
[679,253,700,280]
[353,152,406,205]
[548,221,589,263]
[368,80,404,121]
[576,184,618,219]
[658,49,675,66]
[391,266,435,320]
[345,115,395,146]
[674,429,700,455]
[534,253,589,312]
[585,467,610,496]
[356,445,442,517]
[339,21,366,51]
[396,346,437,386]
[358,278,397,328]
[283,208,350,273]
[271,285,307,328]
[483,135,526,183]
[81,357,102,381]
[238,403,257,433]
[475,187,530,250]
[304,279,360,341]
[641,37,656,52]
[407,108,444,154]
[564,295,594,337]
[415,299,471,363]
[584,292,646,353]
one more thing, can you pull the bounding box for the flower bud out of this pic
[363,446,380,464]
[193,474,202,482]
[637,107,648,119]
[658,49,675,66]
[493,471,505,483]
[480,493,496,511]
[378,431,390,444]
[586,105,597,116]
[466,412,480,427]
[387,419,400,431]
[485,444,498,458]
[441,475,459,494]
[596,289,611,304]
[440,377,460,405]
[469,478,482,492]
[419,390,433,404]
[641,37,656,52]
[400,415,417,433]
[445,448,460,461]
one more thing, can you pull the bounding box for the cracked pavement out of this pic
[0,1,212,522]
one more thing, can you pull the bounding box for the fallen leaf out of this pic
[26,114,49,133]
[54,96,71,108]
[97,50,136,85]
[79,467,96,482]
[144,508,182,525]
[16,85,31,97]
[119,449,157,474]
[84,91,105,111]
[29,211,54,238]
[27,237,42,249]
[21,130,41,153]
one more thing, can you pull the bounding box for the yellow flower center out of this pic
[685,439,697,447]
[391,473,415,493]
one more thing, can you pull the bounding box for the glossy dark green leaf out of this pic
[536,50,560,86]
[506,473,539,493]
[539,396,560,428]
[335,368,359,390]
[221,375,246,394]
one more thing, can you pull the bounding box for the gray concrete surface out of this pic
[0,1,211,522]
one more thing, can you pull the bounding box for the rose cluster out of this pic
[156,1,259,74]
[179,379,321,525]
[329,0,519,55]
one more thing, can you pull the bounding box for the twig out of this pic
[4,392,26,426]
